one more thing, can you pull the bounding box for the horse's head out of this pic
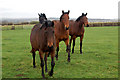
[60,10,70,30]
[43,21,55,51]
[76,13,89,27]
[38,13,47,24]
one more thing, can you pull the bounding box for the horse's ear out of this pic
[82,13,84,16]
[68,10,70,14]
[85,13,87,16]
[43,13,45,17]
[62,10,64,14]
[38,13,40,16]
[51,21,54,27]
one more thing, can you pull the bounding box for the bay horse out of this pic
[30,20,55,78]
[69,13,89,54]
[53,10,71,62]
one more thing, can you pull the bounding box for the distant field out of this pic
[2,26,118,78]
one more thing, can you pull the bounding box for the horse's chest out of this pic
[73,28,84,36]
[56,31,69,41]
[62,31,68,36]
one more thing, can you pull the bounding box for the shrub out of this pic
[21,22,29,25]
[30,21,39,24]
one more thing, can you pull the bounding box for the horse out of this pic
[38,13,47,24]
[69,13,89,54]
[53,10,71,62]
[30,20,55,78]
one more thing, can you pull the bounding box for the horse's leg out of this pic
[55,40,59,60]
[31,48,36,68]
[39,49,45,78]
[32,52,36,68]
[49,51,55,76]
[65,38,71,62]
[44,52,48,72]
[72,38,76,54]
[69,36,73,47]
[80,35,84,54]
[47,52,50,57]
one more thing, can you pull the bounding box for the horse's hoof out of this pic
[55,55,58,60]
[42,76,45,79]
[72,50,74,53]
[45,70,48,73]
[33,66,36,68]
[67,59,70,62]
[48,71,53,76]
[56,58,58,61]
[80,52,82,54]
[42,75,45,78]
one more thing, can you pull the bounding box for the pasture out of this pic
[2,25,118,78]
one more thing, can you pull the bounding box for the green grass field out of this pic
[2,26,118,78]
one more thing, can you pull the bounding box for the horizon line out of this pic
[0,17,118,20]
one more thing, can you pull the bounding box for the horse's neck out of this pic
[59,22,65,31]
[76,21,84,28]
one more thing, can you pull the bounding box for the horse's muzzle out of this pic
[87,24,89,27]
[65,27,69,30]
[48,46,54,51]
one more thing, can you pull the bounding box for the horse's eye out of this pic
[53,31,54,33]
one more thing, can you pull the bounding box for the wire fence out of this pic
[1,22,119,31]
[1,24,34,31]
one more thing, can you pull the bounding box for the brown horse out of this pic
[69,13,89,54]
[53,10,71,62]
[30,20,55,78]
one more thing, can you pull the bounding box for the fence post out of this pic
[11,25,15,30]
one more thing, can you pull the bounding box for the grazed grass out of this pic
[2,26,118,78]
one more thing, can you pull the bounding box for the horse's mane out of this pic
[39,13,47,20]
[76,13,87,22]
[76,15,83,22]
[60,12,69,22]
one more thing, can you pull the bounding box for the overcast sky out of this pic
[0,0,119,19]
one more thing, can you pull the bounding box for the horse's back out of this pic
[70,20,74,22]
[30,23,42,51]
[53,20,60,26]
[69,20,74,26]
[31,23,42,31]
[69,20,75,27]
[30,23,42,40]
[69,20,75,35]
